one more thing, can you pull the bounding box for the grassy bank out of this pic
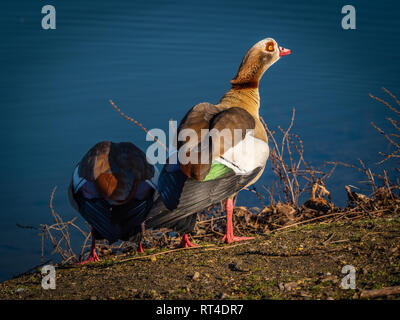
[1,212,399,300]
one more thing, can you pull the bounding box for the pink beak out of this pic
[279,46,291,57]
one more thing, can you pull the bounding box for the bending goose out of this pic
[68,141,159,263]
[145,38,291,243]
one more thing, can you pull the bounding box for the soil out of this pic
[1,213,399,300]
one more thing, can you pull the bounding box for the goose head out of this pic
[230,38,291,88]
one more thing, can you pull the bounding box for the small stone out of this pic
[90,296,97,300]
[389,247,398,254]
[150,290,158,297]
[228,260,249,272]
[352,292,360,299]
[192,271,200,281]
[143,289,158,298]
[15,288,24,293]
[219,292,229,299]
[282,281,298,291]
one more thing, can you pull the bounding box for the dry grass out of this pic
[17,186,88,264]
[370,87,400,166]
[260,109,336,207]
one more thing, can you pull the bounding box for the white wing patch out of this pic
[72,165,86,192]
[72,165,100,199]
[215,132,269,174]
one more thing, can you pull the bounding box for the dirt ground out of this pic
[1,213,399,300]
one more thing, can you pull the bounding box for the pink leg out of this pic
[222,198,254,244]
[177,234,199,248]
[78,229,100,264]
[136,241,144,253]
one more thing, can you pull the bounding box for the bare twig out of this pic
[109,99,168,152]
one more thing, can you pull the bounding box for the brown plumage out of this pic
[78,141,154,205]
[178,104,255,180]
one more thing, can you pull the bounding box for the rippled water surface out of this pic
[1,0,399,280]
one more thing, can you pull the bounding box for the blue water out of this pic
[1,0,399,281]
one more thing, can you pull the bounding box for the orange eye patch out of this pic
[266,41,275,52]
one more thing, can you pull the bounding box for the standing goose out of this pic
[145,38,291,243]
[68,141,158,263]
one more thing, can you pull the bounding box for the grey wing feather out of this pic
[145,168,261,232]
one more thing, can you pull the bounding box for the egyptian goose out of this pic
[145,38,291,244]
[68,141,158,263]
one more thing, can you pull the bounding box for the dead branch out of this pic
[360,286,400,299]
